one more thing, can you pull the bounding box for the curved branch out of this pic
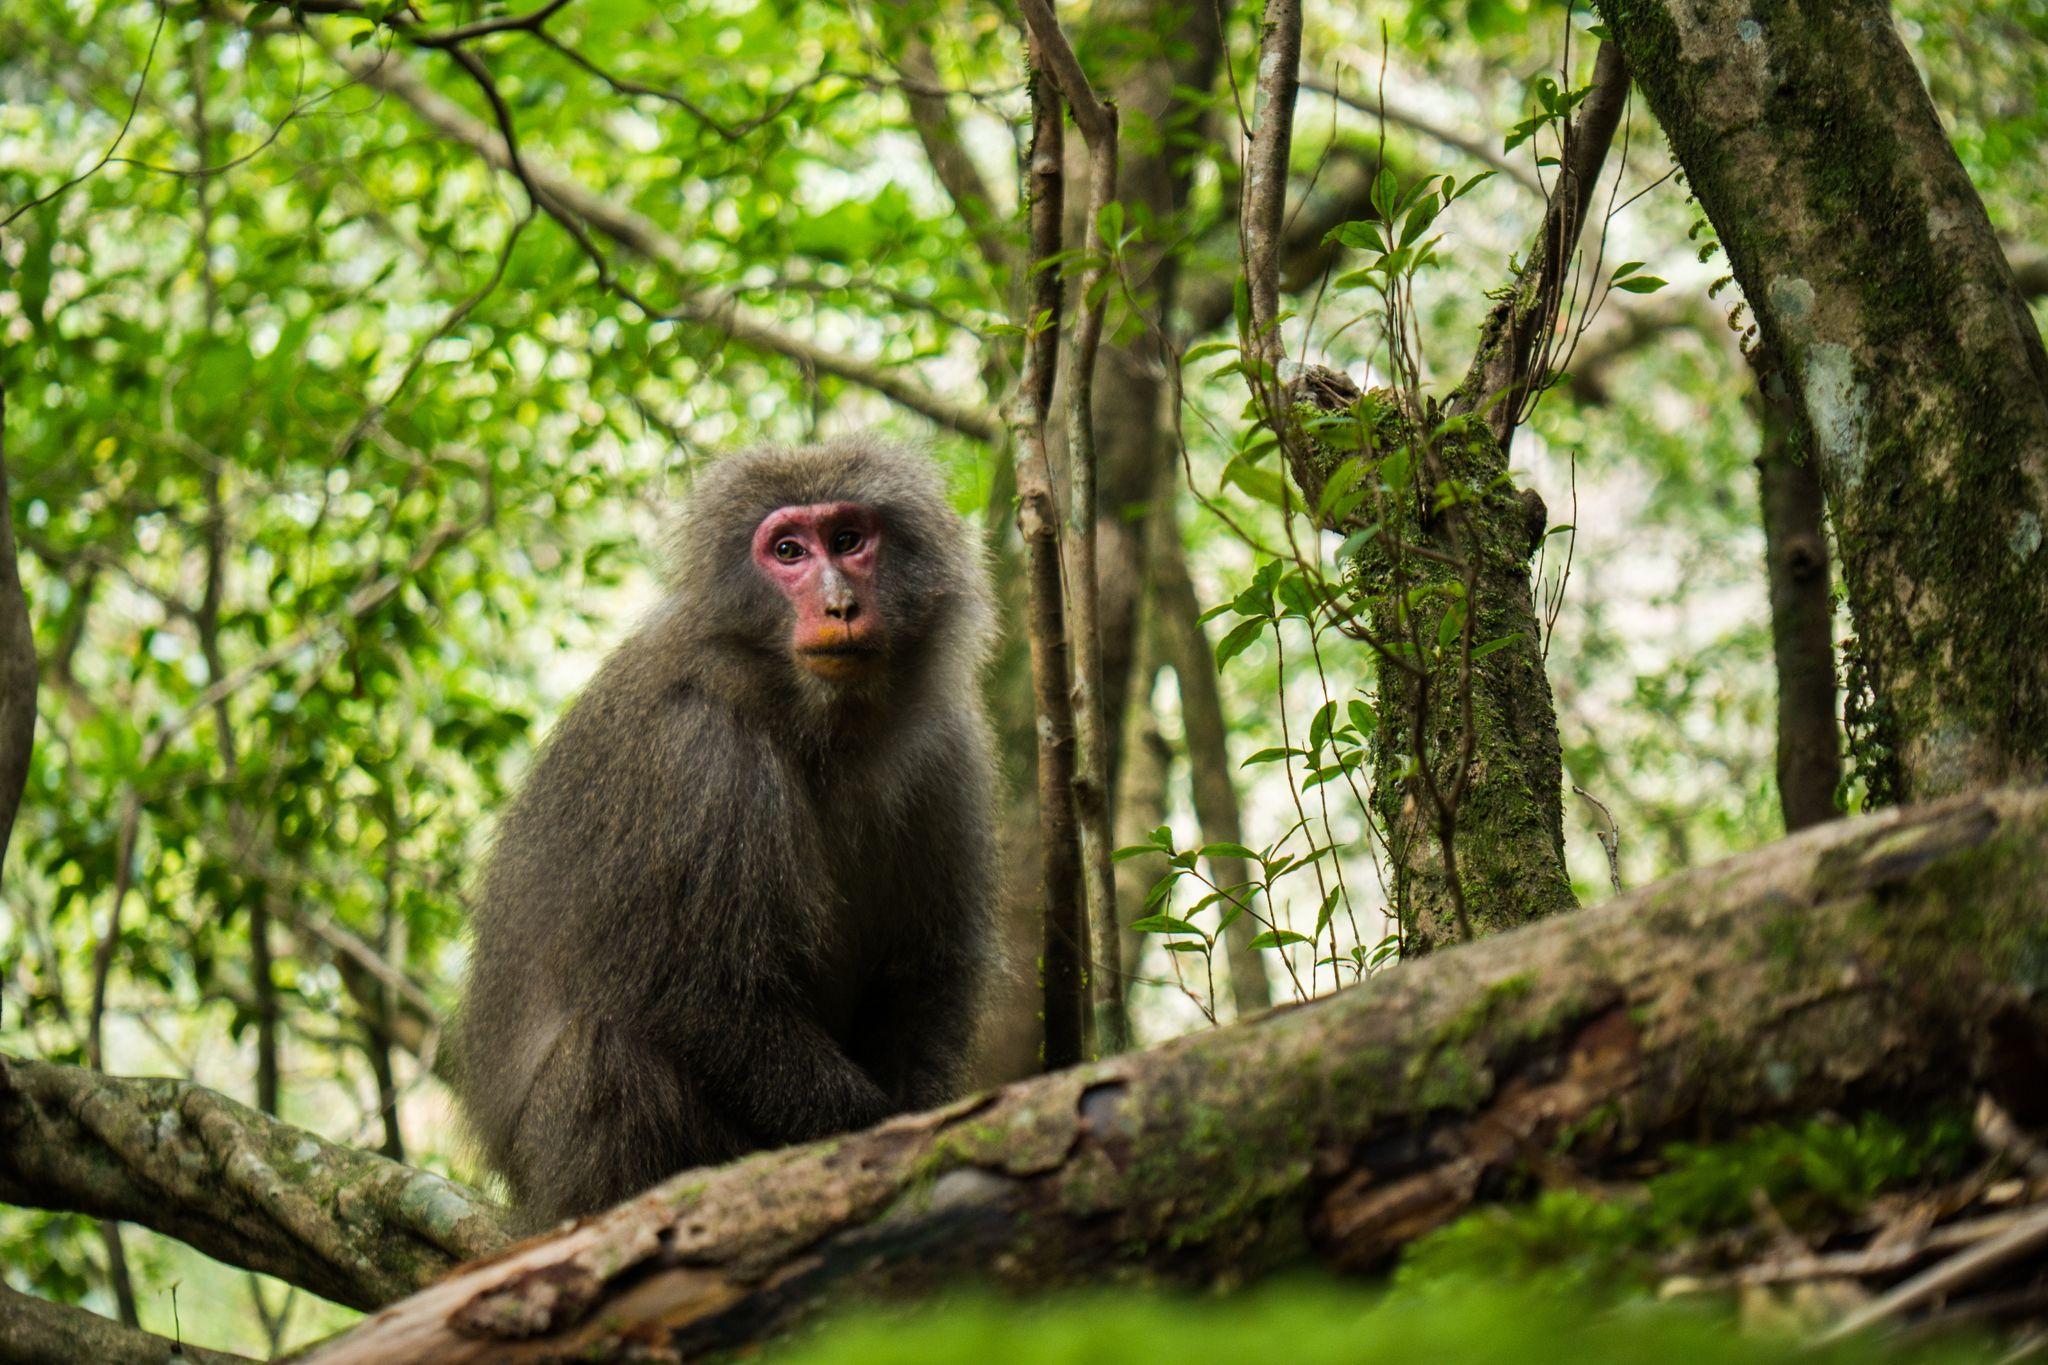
[0,1054,509,1311]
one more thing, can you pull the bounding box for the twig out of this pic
[1819,1203,2048,1343]
[1573,784,1623,893]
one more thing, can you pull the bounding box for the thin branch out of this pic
[1300,74,1544,197]
[331,46,1001,442]
[1014,0,1126,1055]
[1452,41,1631,448]
[1009,32,1085,1070]
[1821,1204,2048,1343]
[0,4,168,228]
[0,1280,256,1365]
[1241,0,1304,370]
[0,388,38,870]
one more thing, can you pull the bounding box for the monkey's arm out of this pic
[857,728,997,1109]
[645,705,896,1143]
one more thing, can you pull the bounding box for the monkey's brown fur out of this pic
[455,438,997,1227]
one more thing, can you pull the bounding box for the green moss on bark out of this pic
[1597,0,2048,800]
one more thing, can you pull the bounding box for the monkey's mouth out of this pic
[796,643,883,681]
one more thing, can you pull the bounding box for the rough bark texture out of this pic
[297,789,2048,1362]
[1267,53,1628,950]
[0,1282,254,1365]
[1289,378,1575,951]
[1598,0,2048,800]
[1751,347,1844,831]
[0,1054,509,1311]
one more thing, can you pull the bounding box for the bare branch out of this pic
[1300,75,1545,197]
[0,1281,255,1365]
[0,388,37,870]
[1014,0,1127,1053]
[1008,34,1086,1070]
[1241,0,1304,368]
[1453,41,1632,447]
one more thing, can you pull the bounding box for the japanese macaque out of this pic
[455,437,998,1227]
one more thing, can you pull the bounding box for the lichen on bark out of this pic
[1597,0,2048,801]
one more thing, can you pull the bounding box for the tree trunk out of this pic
[1751,346,1843,831]
[1267,51,1628,950]
[1597,0,2048,800]
[291,789,2048,1362]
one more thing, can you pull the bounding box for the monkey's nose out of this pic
[826,598,861,622]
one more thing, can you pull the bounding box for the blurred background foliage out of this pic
[1,0,2044,1354]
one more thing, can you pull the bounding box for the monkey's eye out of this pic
[830,529,864,555]
[773,538,806,562]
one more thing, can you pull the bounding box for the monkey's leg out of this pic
[505,1016,749,1227]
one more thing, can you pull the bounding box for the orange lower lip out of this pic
[798,648,879,681]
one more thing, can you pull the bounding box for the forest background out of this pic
[3,0,2047,1357]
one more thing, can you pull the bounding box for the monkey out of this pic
[453,436,998,1227]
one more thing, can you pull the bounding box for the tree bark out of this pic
[1750,346,1843,831]
[1081,0,1224,766]
[0,1054,509,1311]
[1597,0,2048,801]
[0,1282,255,1365]
[1259,50,1625,951]
[290,788,2048,1362]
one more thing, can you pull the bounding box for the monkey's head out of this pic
[668,438,991,713]
[750,500,887,684]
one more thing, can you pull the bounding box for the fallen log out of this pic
[302,790,2048,1362]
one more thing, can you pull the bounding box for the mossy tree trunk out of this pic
[1290,379,1576,951]
[1597,0,2048,801]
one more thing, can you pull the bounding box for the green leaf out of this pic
[1470,631,1526,661]
[1436,602,1466,651]
[1247,930,1313,949]
[1242,746,1303,766]
[1614,275,1669,294]
[1129,912,1205,936]
[1223,456,1290,509]
[1213,617,1266,671]
[1199,841,1259,862]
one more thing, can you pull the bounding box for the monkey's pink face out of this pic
[751,502,887,682]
